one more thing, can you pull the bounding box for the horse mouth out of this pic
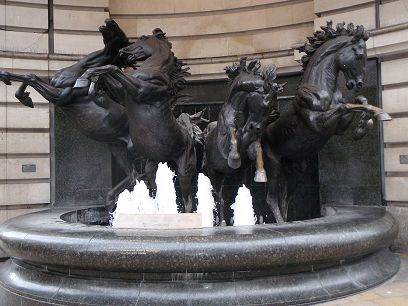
[120,49,149,68]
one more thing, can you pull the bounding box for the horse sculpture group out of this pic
[0,19,391,225]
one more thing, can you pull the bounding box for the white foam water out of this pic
[196,173,216,227]
[111,163,177,227]
[231,185,256,226]
[155,163,178,214]
[112,164,255,228]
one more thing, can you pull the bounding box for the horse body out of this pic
[51,20,129,88]
[59,95,128,143]
[203,58,282,225]
[0,19,140,211]
[262,22,390,223]
[126,96,188,161]
[77,29,196,213]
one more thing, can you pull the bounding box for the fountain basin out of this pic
[0,205,400,305]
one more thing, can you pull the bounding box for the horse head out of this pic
[119,28,172,68]
[336,26,368,90]
[99,19,130,51]
[225,58,282,159]
[298,21,369,93]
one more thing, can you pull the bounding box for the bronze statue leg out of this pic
[209,170,226,226]
[265,164,285,224]
[228,127,241,169]
[0,72,66,106]
[175,141,196,213]
[253,140,267,183]
[144,160,158,198]
[15,83,34,108]
[106,143,136,212]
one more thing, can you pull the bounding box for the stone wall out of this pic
[109,0,314,79]
[0,0,51,227]
[314,0,408,252]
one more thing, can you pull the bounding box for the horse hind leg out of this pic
[0,72,65,105]
[144,160,158,198]
[265,166,285,224]
[175,142,197,214]
[106,143,136,212]
[106,176,132,213]
[15,83,34,108]
[208,171,227,226]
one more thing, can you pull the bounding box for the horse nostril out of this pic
[357,81,363,89]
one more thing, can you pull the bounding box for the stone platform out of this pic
[0,205,400,305]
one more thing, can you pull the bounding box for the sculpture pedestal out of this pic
[112,213,203,229]
[0,205,400,305]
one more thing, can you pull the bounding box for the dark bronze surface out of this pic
[262,22,390,224]
[0,205,400,305]
[203,58,283,225]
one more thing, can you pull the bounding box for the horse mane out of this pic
[297,21,369,70]
[149,28,191,106]
[147,29,191,107]
[224,57,267,81]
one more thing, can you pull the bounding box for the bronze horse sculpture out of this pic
[262,22,391,223]
[0,19,143,210]
[75,29,196,213]
[203,58,283,225]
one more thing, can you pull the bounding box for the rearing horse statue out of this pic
[262,21,391,223]
[0,19,142,210]
[203,58,283,225]
[75,29,196,213]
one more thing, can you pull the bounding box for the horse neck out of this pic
[140,48,174,75]
[301,51,339,98]
[217,90,250,156]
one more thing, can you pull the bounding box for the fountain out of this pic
[0,20,400,305]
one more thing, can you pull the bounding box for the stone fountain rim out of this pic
[0,205,398,273]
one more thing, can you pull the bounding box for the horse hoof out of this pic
[73,78,90,88]
[254,170,267,183]
[19,96,34,108]
[219,220,227,227]
[105,202,117,213]
[227,156,241,169]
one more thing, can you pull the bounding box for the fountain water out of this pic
[196,173,216,227]
[231,185,256,226]
[112,163,178,227]
[112,166,257,228]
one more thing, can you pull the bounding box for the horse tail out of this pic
[176,111,209,146]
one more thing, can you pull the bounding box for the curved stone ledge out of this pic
[0,205,399,273]
[0,249,400,306]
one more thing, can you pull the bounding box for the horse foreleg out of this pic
[0,71,65,105]
[15,83,34,108]
[75,65,141,97]
[253,140,267,183]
